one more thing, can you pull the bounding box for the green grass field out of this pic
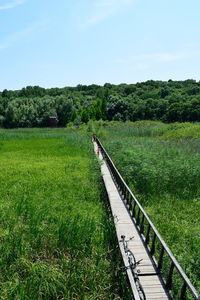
[0,129,128,300]
[97,121,200,297]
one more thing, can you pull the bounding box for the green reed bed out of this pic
[0,129,127,300]
[100,122,200,297]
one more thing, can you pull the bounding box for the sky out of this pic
[0,0,200,90]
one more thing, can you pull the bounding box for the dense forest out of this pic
[0,79,200,128]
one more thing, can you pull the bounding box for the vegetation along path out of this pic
[98,121,200,296]
[0,128,127,300]
[94,133,200,300]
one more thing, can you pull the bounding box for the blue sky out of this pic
[0,0,200,90]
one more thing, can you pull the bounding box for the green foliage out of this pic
[87,119,95,133]
[1,96,75,128]
[0,115,5,127]
[162,123,200,139]
[0,129,126,299]
[1,79,200,128]
[100,122,200,296]
[86,120,107,139]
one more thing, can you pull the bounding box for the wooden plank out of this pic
[143,286,168,293]
[137,266,157,274]
[145,295,169,300]
[139,275,163,282]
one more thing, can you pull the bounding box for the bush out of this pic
[0,115,5,127]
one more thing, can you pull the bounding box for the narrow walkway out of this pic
[94,142,171,300]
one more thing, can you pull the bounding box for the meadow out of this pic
[0,129,128,300]
[96,121,200,296]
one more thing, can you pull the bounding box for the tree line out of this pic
[0,79,200,128]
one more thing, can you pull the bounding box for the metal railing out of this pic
[96,138,200,300]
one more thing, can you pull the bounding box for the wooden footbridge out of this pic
[93,139,199,300]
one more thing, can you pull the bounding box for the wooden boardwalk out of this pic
[94,141,171,300]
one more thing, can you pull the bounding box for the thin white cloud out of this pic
[116,52,190,67]
[116,52,192,72]
[82,0,133,27]
[95,0,114,7]
[116,58,129,64]
[95,0,132,7]
[87,11,110,25]
[0,0,25,10]
[131,53,189,63]
[0,20,48,51]
[156,53,188,62]
[136,63,149,71]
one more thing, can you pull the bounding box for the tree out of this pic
[165,103,182,122]
[55,96,75,126]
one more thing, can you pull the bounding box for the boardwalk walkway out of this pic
[94,141,171,300]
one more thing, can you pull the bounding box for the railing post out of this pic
[115,173,119,187]
[136,208,141,226]
[145,224,151,245]
[132,201,136,218]
[140,214,145,234]
[128,194,132,210]
[122,184,126,199]
[166,262,175,290]
[158,245,165,270]
[126,192,130,206]
[179,282,187,300]
[126,189,129,203]
[118,178,122,192]
[151,232,156,256]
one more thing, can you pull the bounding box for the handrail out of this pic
[96,137,200,300]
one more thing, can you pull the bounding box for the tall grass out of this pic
[100,121,200,296]
[0,129,128,299]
